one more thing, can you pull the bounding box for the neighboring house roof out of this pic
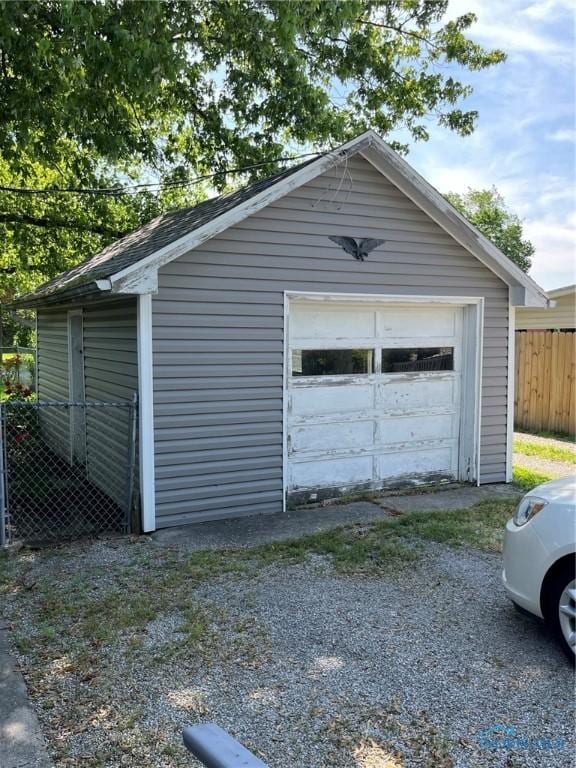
[516,283,576,330]
[12,130,549,308]
[547,284,576,300]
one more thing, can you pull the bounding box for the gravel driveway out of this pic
[2,531,573,768]
[189,548,573,768]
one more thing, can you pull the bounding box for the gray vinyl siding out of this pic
[36,308,71,458]
[36,300,138,509]
[152,155,509,528]
[82,299,138,508]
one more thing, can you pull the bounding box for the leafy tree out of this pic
[0,145,201,301]
[0,0,506,318]
[446,188,534,272]
[1,1,506,169]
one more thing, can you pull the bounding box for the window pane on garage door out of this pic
[381,347,454,373]
[292,349,374,376]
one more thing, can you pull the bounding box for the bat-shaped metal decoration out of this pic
[328,235,386,261]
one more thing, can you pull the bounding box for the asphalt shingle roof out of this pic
[13,156,319,307]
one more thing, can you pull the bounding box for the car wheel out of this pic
[546,565,576,663]
[558,577,576,660]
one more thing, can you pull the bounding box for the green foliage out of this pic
[446,188,534,272]
[0,148,202,301]
[6,318,34,347]
[0,1,506,300]
[0,354,35,400]
[0,1,506,165]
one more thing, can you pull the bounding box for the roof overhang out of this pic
[107,135,373,296]
[8,282,110,310]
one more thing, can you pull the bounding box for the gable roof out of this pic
[11,156,319,308]
[12,130,548,308]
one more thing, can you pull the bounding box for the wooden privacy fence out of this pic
[515,330,575,436]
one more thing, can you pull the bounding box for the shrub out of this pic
[3,381,35,402]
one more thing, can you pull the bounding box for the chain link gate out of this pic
[0,398,137,545]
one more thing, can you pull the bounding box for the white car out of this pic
[503,476,576,661]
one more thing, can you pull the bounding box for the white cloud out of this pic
[548,128,576,142]
[524,219,576,289]
[423,163,494,197]
[390,1,575,291]
[475,25,568,56]
[445,0,573,59]
[523,0,576,20]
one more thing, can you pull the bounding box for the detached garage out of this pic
[12,130,549,532]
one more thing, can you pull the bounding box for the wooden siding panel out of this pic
[152,155,509,527]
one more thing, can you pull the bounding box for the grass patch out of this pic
[514,439,576,465]
[79,591,159,643]
[518,427,574,442]
[512,466,553,491]
[159,526,420,588]
[380,498,517,553]
[253,525,420,574]
[175,498,517,584]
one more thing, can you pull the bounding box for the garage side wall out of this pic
[36,300,138,509]
[36,308,71,458]
[152,155,509,528]
[82,299,139,507]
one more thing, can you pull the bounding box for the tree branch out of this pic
[6,310,35,329]
[0,212,127,238]
[358,19,440,51]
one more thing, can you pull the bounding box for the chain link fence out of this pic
[0,399,137,545]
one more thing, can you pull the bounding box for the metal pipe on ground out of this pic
[182,724,269,768]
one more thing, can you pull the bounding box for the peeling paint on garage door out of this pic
[287,299,464,501]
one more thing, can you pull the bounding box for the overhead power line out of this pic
[0,151,325,197]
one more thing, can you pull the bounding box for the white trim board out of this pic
[282,292,290,513]
[106,130,548,307]
[286,291,485,305]
[506,300,516,482]
[67,308,87,464]
[282,291,484,505]
[548,284,575,299]
[137,294,156,532]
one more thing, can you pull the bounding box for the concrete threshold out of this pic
[153,483,520,551]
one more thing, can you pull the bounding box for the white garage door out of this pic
[287,300,464,499]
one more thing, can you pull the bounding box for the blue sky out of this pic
[390,0,575,290]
